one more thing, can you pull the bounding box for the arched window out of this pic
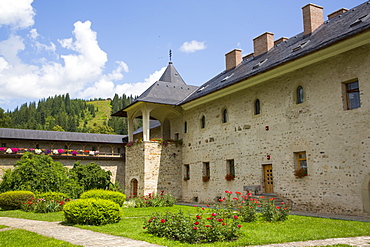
[254,99,260,115]
[222,109,228,123]
[297,85,304,104]
[184,121,188,133]
[201,115,206,129]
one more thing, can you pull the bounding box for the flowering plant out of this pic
[128,191,176,208]
[294,168,308,178]
[144,206,242,243]
[202,175,210,182]
[225,173,235,181]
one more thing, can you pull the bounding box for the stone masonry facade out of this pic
[178,44,370,216]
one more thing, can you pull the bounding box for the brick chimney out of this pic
[274,37,289,46]
[328,8,348,20]
[302,3,324,35]
[225,49,242,70]
[253,32,274,57]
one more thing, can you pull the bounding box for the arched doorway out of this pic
[163,119,171,139]
[131,178,138,197]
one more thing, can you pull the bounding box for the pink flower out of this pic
[237,224,242,228]
[281,202,285,205]
[233,215,239,219]
[212,213,217,216]
[193,226,198,230]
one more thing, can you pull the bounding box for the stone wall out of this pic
[125,141,182,199]
[179,43,370,216]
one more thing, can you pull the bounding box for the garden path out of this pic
[0,216,369,246]
[0,217,163,247]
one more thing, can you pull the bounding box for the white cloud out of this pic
[179,40,206,53]
[78,66,166,100]
[0,35,25,64]
[0,0,35,29]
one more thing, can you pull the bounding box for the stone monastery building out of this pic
[112,1,370,216]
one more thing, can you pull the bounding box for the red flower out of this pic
[193,226,198,230]
[217,218,223,222]
[237,224,242,228]
[224,190,229,193]
[233,215,239,219]
[194,221,199,225]
[235,191,242,195]
[233,197,239,201]
[281,202,285,205]
[206,204,210,207]
[222,222,226,226]
[160,219,166,223]
[205,225,211,227]
[207,217,212,220]
[276,206,281,209]
[212,213,217,216]
[196,215,201,219]
[202,207,205,210]
[142,227,146,229]
[218,199,224,202]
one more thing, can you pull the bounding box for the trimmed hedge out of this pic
[63,198,123,225]
[80,189,126,206]
[36,192,69,201]
[0,191,35,210]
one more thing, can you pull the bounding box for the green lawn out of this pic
[1,206,369,246]
[0,228,81,247]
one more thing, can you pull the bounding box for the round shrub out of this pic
[80,189,126,206]
[0,191,35,210]
[63,198,123,225]
[36,192,69,201]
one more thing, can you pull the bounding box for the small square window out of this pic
[201,116,206,129]
[202,162,210,182]
[294,152,308,178]
[345,81,361,110]
[222,109,228,123]
[184,164,190,181]
[226,159,235,181]
[254,99,261,115]
[184,121,188,133]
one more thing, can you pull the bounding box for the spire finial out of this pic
[169,49,172,62]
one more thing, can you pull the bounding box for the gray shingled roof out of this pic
[180,1,370,104]
[112,62,198,117]
[158,62,186,85]
[0,128,127,144]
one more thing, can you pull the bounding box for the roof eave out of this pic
[181,28,370,111]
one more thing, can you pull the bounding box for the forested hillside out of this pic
[0,93,137,135]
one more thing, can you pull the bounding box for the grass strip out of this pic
[1,206,370,246]
[0,229,81,247]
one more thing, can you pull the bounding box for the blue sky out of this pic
[0,0,366,111]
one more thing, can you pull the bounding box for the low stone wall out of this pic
[0,154,125,186]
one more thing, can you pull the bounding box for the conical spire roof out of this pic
[158,62,186,84]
